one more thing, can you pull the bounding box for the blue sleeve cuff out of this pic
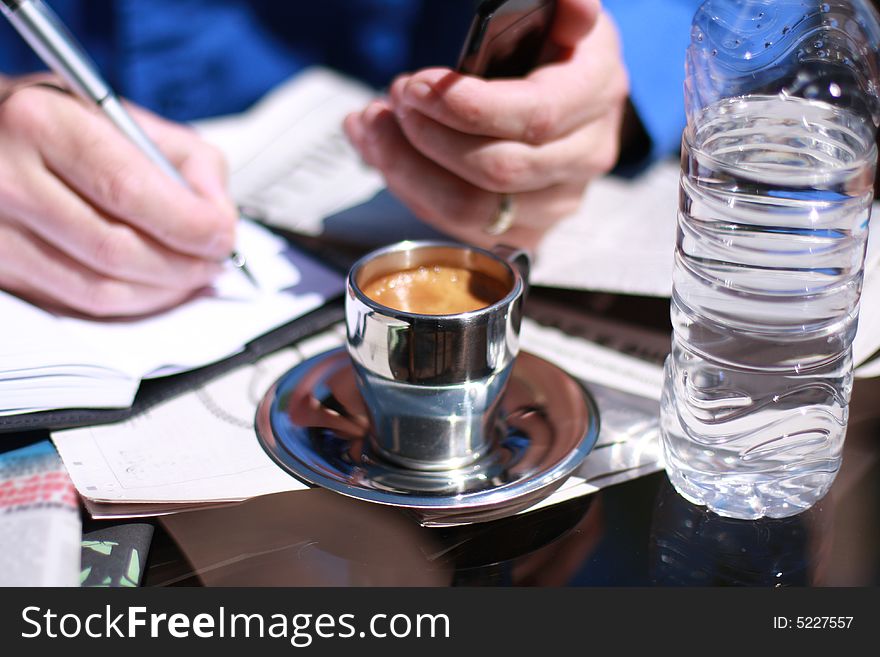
[604,0,702,161]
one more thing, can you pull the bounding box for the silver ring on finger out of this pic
[484,193,516,236]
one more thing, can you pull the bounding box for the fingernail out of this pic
[363,101,386,126]
[208,226,235,257]
[392,102,410,123]
[389,75,410,107]
[404,80,433,106]
[343,111,365,149]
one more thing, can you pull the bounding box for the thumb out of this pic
[552,0,601,48]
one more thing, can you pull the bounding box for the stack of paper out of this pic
[52,330,345,518]
[0,220,343,417]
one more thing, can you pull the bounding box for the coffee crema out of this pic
[361,264,509,315]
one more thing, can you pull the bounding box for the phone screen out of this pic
[457,0,557,78]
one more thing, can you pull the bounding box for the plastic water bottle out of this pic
[660,0,880,519]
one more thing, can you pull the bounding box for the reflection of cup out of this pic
[346,241,529,471]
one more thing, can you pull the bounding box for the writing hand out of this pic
[0,79,237,317]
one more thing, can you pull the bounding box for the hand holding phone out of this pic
[345,0,629,251]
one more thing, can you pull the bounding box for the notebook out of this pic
[0,221,345,431]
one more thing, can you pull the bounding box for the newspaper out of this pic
[195,68,384,233]
[0,441,80,586]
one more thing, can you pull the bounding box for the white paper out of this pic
[531,160,880,376]
[52,322,666,522]
[51,329,347,508]
[521,319,665,400]
[531,161,680,297]
[53,350,309,504]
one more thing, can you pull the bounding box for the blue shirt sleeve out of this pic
[1,0,701,157]
[604,0,704,161]
[0,0,471,122]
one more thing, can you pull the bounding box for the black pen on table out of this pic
[0,0,259,288]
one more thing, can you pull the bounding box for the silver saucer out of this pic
[255,348,600,523]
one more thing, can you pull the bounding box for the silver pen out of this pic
[0,0,258,287]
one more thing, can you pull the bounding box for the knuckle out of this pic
[90,226,133,275]
[435,193,467,224]
[99,167,145,211]
[0,88,46,135]
[446,89,487,129]
[523,101,557,144]
[477,150,530,192]
[437,188,484,225]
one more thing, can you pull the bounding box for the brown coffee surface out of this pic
[362,265,508,314]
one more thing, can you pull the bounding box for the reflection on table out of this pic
[135,296,880,587]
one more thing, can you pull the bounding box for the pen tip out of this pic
[230,251,247,268]
[230,250,259,289]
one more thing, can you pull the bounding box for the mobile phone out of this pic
[456,0,557,78]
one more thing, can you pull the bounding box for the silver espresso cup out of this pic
[345,241,529,471]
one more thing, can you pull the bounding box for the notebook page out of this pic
[0,220,343,416]
[532,160,880,374]
[532,161,680,297]
[0,291,138,415]
[58,221,328,380]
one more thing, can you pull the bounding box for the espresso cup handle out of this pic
[492,244,531,299]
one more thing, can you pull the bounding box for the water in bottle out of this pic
[660,0,880,519]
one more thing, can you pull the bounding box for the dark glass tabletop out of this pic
[140,367,880,588]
